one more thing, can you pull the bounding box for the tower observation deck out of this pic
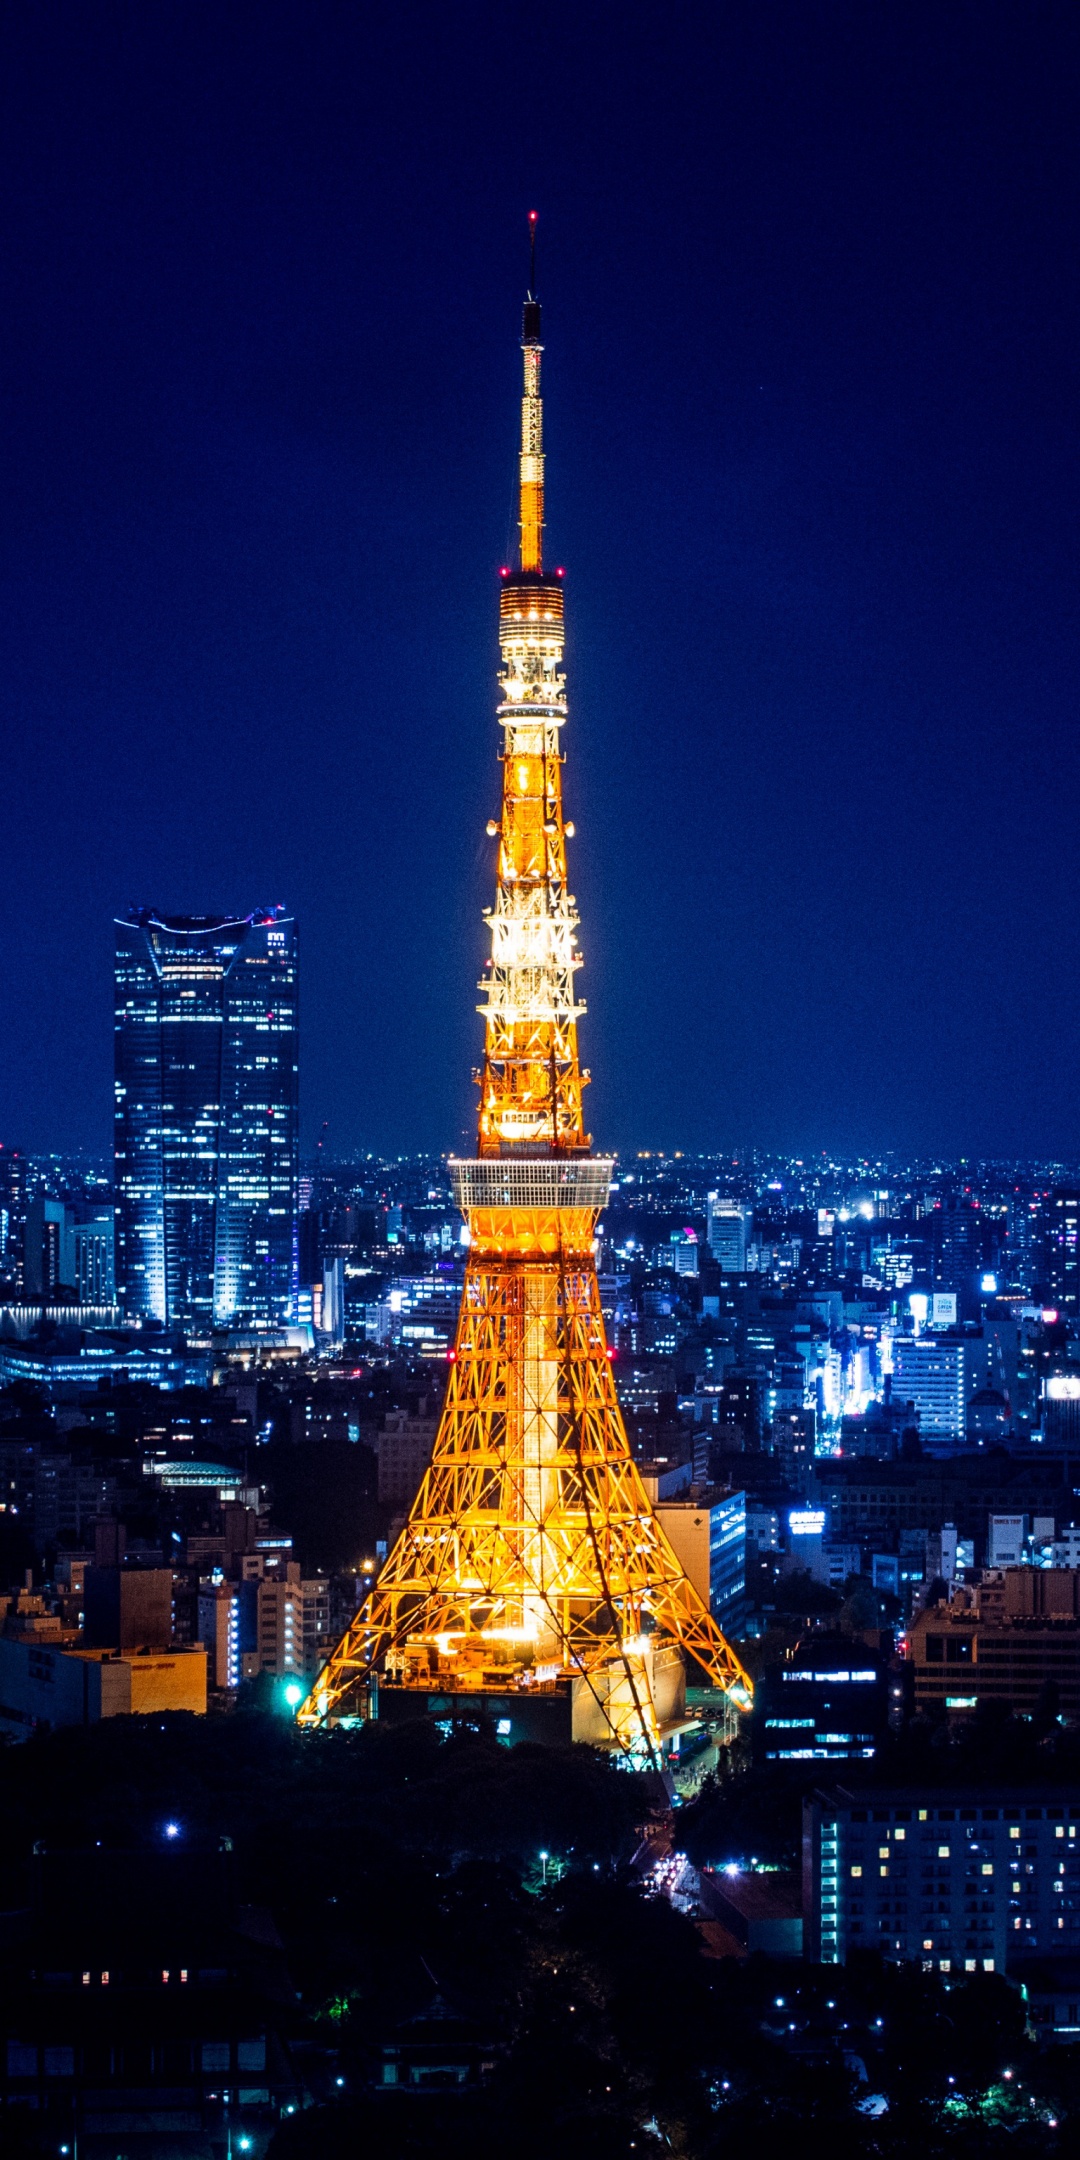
[299,227,752,1760]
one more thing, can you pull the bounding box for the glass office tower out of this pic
[114,909,299,1330]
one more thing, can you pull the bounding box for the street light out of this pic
[539,1849,549,1886]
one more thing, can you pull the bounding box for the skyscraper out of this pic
[0,1143,27,1289]
[706,1194,749,1272]
[114,909,298,1330]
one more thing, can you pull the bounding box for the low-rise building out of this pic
[0,1637,206,1735]
[699,1868,803,1956]
[0,1844,305,2146]
[755,1636,887,1764]
[907,1570,1080,1719]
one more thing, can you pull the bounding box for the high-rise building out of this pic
[932,1196,985,1294]
[1006,1188,1049,1295]
[72,1209,116,1304]
[23,1200,115,1304]
[1047,1188,1080,1316]
[891,1334,986,1445]
[199,1580,242,1691]
[114,908,298,1330]
[706,1195,748,1273]
[24,1198,73,1297]
[0,1143,28,1288]
[256,1576,304,1678]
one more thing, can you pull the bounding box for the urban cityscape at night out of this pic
[2,4,1080,2157]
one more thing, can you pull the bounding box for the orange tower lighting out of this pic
[298,225,753,1761]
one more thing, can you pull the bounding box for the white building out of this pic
[256,1577,303,1678]
[988,1514,1028,1567]
[891,1335,986,1443]
[198,1581,241,1691]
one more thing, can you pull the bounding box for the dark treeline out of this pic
[2,1712,1079,2152]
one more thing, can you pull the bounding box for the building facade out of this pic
[0,1847,305,2147]
[709,1488,747,1625]
[376,1414,439,1509]
[757,1640,886,1763]
[706,1196,748,1273]
[890,1335,974,1444]
[23,1198,71,1296]
[652,1489,746,1629]
[907,1569,1080,1720]
[1047,1188,1080,1316]
[0,1638,206,1735]
[23,1199,115,1303]
[114,909,298,1330]
[0,1143,27,1288]
[804,1785,1080,1973]
[255,1577,304,1679]
[199,1581,242,1691]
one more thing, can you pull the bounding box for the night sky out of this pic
[1,3,1078,1162]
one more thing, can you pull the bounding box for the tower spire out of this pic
[519,213,544,574]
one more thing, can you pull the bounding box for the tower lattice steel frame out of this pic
[299,228,752,1758]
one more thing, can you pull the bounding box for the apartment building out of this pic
[804,1786,1080,1973]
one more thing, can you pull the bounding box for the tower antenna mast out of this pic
[518,216,544,575]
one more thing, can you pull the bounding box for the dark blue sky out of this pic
[1,2,1077,1161]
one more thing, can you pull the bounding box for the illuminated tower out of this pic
[300,227,751,1759]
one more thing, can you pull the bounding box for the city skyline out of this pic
[2,7,1078,1163]
[3,14,1080,2149]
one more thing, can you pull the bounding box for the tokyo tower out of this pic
[299,225,752,1760]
